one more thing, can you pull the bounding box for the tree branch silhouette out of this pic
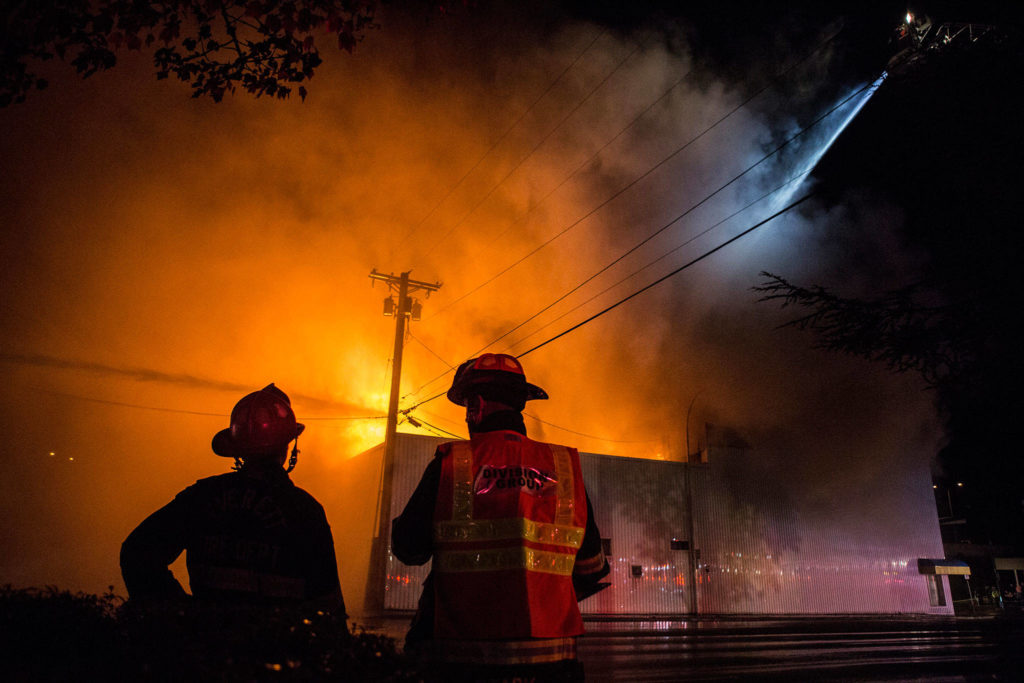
[0,0,426,106]
[754,272,977,389]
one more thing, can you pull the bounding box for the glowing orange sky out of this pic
[0,7,937,602]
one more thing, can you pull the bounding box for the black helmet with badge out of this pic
[447,354,548,408]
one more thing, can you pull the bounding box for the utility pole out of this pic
[365,268,441,613]
[684,391,704,616]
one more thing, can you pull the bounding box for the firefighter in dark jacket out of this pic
[120,384,345,612]
[392,354,609,681]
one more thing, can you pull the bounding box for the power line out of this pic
[523,411,659,444]
[413,201,819,452]
[405,404,658,445]
[400,40,860,405]
[407,330,456,369]
[425,66,694,321]
[423,26,844,322]
[399,189,816,417]
[421,32,652,260]
[43,390,227,417]
[419,408,465,428]
[301,415,388,421]
[409,403,655,446]
[409,420,447,438]
[0,352,255,394]
[402,73,861,404]
[41,389,386,420]
[404,388,448,412]
[405,414,463,439]
[480,78,878,356]
[503,172,809,352]
[28,360,657,448]
[517,191,817,359]
[3,350,374,415]
[396,28,607,252]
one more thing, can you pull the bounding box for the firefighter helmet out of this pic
[447,353,548,407]
[212,384,305,458]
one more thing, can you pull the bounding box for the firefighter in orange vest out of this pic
[392,354,608,681]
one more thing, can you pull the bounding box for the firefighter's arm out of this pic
[573,491,610,599]
[391,453,443,566]
[306,503,347,618]
[120,493,191,601]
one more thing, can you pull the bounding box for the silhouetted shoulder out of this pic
[164,472,231,504]
[190,471,244,488]
[289,485,329,517]
[434,441,461,459]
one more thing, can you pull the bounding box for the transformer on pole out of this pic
[365,268,441,612]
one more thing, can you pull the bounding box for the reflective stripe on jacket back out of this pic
[432,431,587,640]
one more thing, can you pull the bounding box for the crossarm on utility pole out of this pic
[364,268,441,613]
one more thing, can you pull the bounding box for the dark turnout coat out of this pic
[121,466,344,611]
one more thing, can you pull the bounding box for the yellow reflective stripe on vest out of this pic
[429,636,577,665]
[550,444,575,526]
[435,546,576,575]
[451,441,474,522]
[435,517,584,548]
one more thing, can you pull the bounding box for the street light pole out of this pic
[684,390,704,615]
[685,390,703,462]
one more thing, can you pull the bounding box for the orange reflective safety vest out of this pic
[432,430,588,652]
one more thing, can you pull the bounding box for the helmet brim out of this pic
[212,422,305,458]
[447,380,548,407]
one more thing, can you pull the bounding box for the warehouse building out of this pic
[334,430,955,617]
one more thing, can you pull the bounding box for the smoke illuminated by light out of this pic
[0,8,936,602]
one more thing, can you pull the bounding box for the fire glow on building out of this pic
[0,5,983,608]
[336,431,954,617]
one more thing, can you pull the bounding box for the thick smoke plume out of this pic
[0,5,934,599]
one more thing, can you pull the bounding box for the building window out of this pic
[631,564,643,578]
[670,538,690,550]
[601,538,612,557]
[925,575,947,607]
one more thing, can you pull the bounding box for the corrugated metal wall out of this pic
[383,434,447,611]
[579,453,694,615]
[691,445,951,614]
[375,433,951,615]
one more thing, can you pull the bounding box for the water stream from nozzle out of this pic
[770,72,888,210]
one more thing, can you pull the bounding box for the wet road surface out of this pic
[363,610,1024,681]
[578,614,1024,681]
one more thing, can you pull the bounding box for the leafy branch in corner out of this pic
[1,0,403,106]
[754,272,977,388]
